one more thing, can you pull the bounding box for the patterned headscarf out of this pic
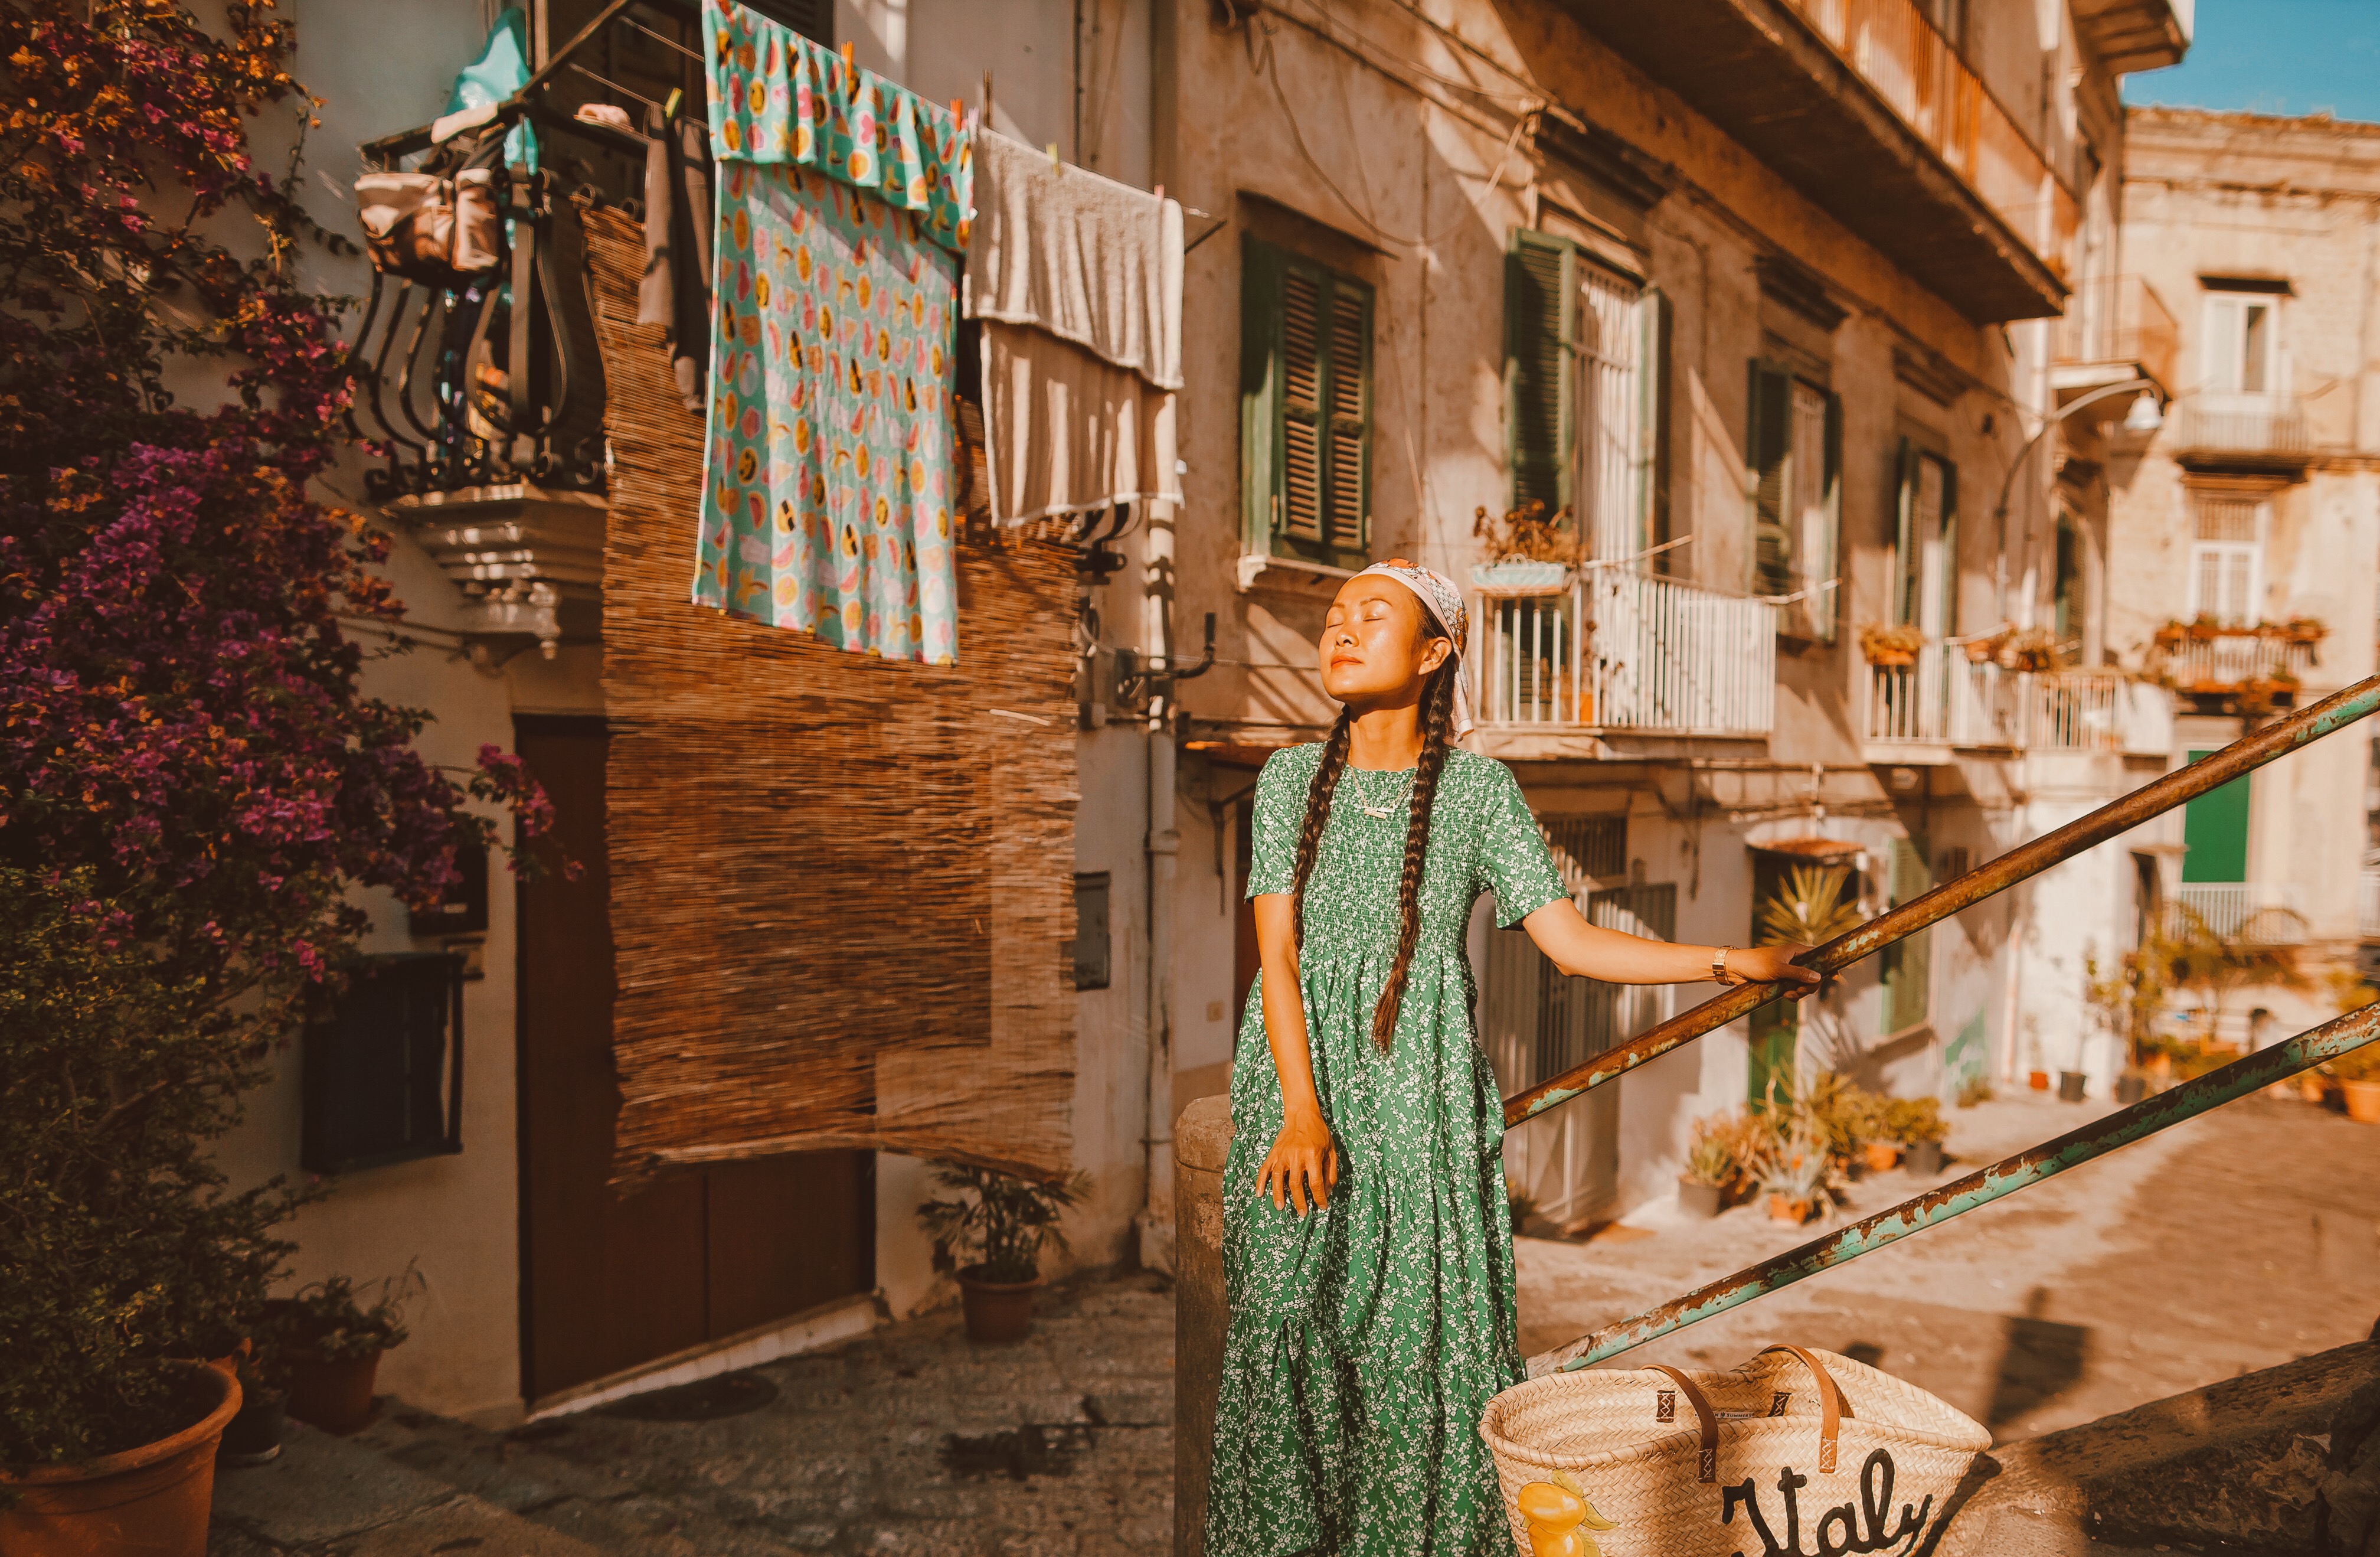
[1354,559,1475,739]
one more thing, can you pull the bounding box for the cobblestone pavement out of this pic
[211,1274,1173,1556]
[212,1092,2380,1555]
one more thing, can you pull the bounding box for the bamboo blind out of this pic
[580,201,1078,1186]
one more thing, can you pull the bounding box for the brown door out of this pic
[514,716,872,1402]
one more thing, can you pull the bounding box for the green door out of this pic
[1748,853,1796,1102]
[2180,748,2250,882]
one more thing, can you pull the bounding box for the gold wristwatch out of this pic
[1711,945,1732,983]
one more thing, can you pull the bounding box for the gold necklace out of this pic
[1349,766,1414,821]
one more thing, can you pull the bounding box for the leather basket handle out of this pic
[1756,1344,1846,1474]
[1646,1364,1722,1484]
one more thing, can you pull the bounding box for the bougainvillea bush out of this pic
[0,0,545,1462]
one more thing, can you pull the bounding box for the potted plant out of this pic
[1470,501,1583,592]
[1887,1097,1949,1176]
[218,1339,289,1467]
[2279,615,2329,647]
[1757,1102,1842,1225]
[918,1163,1090,1343]
[1996,626,2061,673]
[264,1268,419,1435]
[1679,1116,1735,1219]
[1961,626,2009,665]
[2335,1043,2380,1125]
[1857,622,1927,667]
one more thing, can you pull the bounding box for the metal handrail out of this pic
[1504,673,2380,1128]
[1529,998,2380,1373]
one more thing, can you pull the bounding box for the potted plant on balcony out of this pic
[1962,626,2010,665]
[1470,500,1582,593]
[1995,626,2061,673]
[1857,622,1925,667]
[918,1163,1090,1343]
[2278,616,2329,647]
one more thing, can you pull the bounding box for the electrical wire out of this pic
[1268,0,1542,109]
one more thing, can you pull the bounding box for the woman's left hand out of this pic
[1725,944,1821,999]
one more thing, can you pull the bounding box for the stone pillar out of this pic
[1173,1095,1232,1557]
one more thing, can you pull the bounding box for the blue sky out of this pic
[2123,1,2380,122]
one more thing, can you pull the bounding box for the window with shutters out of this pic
[1879,837,1932,1034]
[1241,238,1372,570]
[2204,290,2281,396]
[1892,442,1958,637]
[1745,362,1842,639]
[1505,233,1665,564]
[2186,493,2264,625]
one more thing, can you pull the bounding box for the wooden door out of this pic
[514,716,871,1402]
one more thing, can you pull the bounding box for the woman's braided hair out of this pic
[1288,619,1457,1052]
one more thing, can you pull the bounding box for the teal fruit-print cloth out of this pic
[1211,745,1570,1557]
[694,164,960,662]
[704,0,972,254]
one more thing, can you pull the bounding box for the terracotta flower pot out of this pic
[1677,1180,1724,1219]
[0,1359,240,1557]
[2028,1070,2051,1091]
[2343,1079,2380,1125]
[285,1351,382,1436]
[1866,649,1915,667]
[1766,1193,1816,1225]
[955,1265,1040,1344]
[1861,1141,1901,1173]
[2302,1072,2335,1106]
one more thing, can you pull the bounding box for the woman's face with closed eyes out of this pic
[1318,575,1449,705]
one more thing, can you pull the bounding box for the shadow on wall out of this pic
[1983,1287,2092,1432]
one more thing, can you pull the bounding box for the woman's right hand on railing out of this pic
[1258,1106,1339,1215]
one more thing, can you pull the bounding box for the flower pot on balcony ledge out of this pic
[1471,560,1570,595]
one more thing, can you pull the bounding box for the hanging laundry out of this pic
[702,0,972,254]
[692,163,961,664]
[982,321,1179,525]
[966,129,1182,391]
[695,0,972,664]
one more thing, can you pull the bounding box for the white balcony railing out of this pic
[1864,647,2171,753]
[2156,631,2316,694]
[1473,572,1777,737]
[2168,883,2306,942]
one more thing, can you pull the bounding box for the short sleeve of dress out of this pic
[1244,748,1307,899]
[1478,759,1570,927]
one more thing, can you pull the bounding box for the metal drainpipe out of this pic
[1139,513,1179,1274]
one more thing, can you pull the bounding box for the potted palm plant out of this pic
[918,1163,1090,1343]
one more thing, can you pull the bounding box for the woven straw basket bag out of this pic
[1477,1344,1990,1557]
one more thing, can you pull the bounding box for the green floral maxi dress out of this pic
[1208,743,1570,1557]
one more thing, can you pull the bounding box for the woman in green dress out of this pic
[1207,560,1819,1557]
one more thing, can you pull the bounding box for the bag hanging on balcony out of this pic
[354,132,508,291]
[1477,1345,1990,1557]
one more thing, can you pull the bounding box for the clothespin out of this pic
[1047,141,1060,172]
[663,87,683,122]
[950,98,963,123]
[1153,184,1164,204]
[841,39,856,95]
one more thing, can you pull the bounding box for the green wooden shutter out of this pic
[1506,230,1576,518]
[1747,363,1792,596]
[1324,275,1372,564]
[1279,257,1326,546]
[1637,285,1672,563]
[1814,390,1843,642]
[1881,836,1933,1034]
[1893,437,1920,627]
[2054,515,2078,642]
[2180,748,2251,882]
[1937,456,1960,638]
[1240,237,1286,557]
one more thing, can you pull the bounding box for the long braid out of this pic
[1289,707,1355,947]
[1371,657,1456,1051]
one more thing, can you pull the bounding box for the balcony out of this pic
[2173,394,2312,468]
[2071,0,2193,75]
[1473,572,1777,740]
[1557,0,2071,321]
[2053,275,2178,406]
[2150,622,2320,709]
[2167,883,2304,943]
[1861,644,2170,760]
